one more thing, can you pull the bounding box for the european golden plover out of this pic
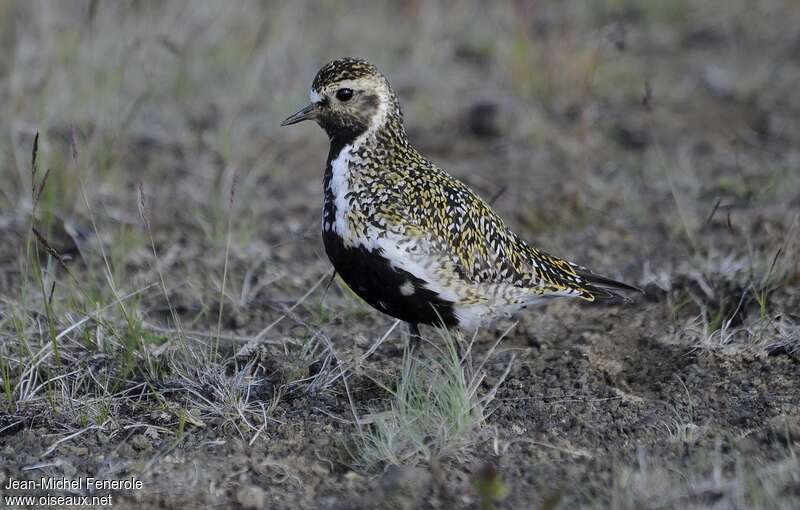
[282,58,639,342]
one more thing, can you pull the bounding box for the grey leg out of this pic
[407,323,421,354]
[454,334,464,364]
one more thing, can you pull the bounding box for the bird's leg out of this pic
[454,333,464,365]
[407,323,422,355]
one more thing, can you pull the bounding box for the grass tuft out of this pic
[353,325,515,469]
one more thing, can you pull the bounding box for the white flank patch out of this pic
[361,232,499,330]
[372,234,460,303]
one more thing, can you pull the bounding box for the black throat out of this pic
[322,120,366,157]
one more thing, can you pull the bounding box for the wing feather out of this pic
[392,163,639,301]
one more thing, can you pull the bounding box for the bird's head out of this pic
[281,58,402,144]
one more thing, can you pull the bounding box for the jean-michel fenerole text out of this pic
[4,476,143,491]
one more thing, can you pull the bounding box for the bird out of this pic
[281,57,639,347]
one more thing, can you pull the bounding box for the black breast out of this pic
[322,230,458,328]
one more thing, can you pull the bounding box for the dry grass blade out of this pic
[137,182,187,349]
[42,422,108,457]
[236,271,332,357]
[31,227,72,275]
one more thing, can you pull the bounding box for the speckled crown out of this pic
[312,58,386,91]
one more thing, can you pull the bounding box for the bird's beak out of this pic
[281,103,317,126]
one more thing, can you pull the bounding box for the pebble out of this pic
[236,485,266,509]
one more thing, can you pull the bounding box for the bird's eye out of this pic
[335,88,354,102]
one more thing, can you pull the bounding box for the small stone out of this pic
[465,102,500,138]
[344,470,362,482]
[236,485,266,509]
[612,123,649,151]
[70,445,89,456]
[61,461,77,478]
[378,465,431,510]
[702,65,736,98]
[130,434,151,451]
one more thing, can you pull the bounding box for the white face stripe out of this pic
[365,89,389,137]
[328,144,353,237]
[311,78,362,104]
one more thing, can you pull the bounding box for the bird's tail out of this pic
[574,269,642,302]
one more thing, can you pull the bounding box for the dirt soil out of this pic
[1,2,799,509]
